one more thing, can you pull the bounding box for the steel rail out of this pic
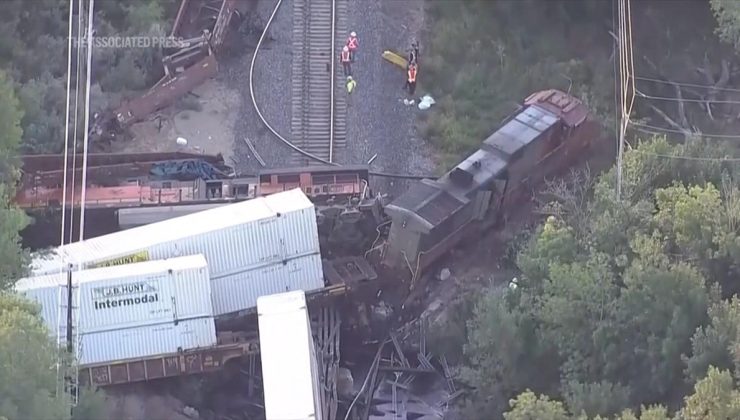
[329,0,336,163]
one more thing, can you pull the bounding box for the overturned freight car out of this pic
[16,255,217,366]
[30,188,326,316]
[258,291,323,420]
[382,89,601,278]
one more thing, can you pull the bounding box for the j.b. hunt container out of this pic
[30,188,325,316]
[15,254,217,365]
[258,291,323,420]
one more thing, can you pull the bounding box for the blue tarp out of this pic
[149,160,230,181]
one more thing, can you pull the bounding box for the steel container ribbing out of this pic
[212,252,324,316]
[15,275,63,337]
[78,317,217,366]
[30,188,320,277]
[143,207,320,285]
[79,255,212,334]
[16,255,213,335]
[258,291,318,420]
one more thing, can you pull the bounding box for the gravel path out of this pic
[223,0,295,175]
[340,0,436,196]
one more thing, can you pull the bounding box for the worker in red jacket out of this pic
[347,31,358,62]
[406,63,417,96]
[340,46,352,77]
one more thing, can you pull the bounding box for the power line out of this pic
[60,0,74,248]
[636,90,740,105]
[615,0,635,201]
[629,148,740,162]
[630,121,740,139]
[78,0,95,242]
[67,0,84,245]
[635,75,740,94]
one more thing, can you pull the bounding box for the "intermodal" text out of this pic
[93,293,159,310]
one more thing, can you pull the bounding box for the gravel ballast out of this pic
[340,0,436,196]
[225,0,295,174]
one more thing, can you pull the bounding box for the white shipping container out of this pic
[213,252,324,316]
[16,255,213,336]
[31,189,320,281]
[78,317,217,366]
[258,291,322,420]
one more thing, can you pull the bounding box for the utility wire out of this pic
[67,0,84,245]
[635,75,740,94]
[60,0,75,249]
[628,148,740,162]
[636,90,740,105]
[616,0,635,201]
[78,0,94,242]
[630,122,740,139]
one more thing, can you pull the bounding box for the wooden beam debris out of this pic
[243,137,266,167]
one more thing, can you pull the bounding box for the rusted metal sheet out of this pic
[24,162,160,189]
[15,184,197,209]
[524,89,589,127]
[21,152,225,173]
[323,257,378,286]
[79,341,259,387]
[171,0,192,37]
[114,54,218,127]
[211,0,238,51]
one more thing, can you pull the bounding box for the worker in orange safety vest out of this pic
[340,45,352,77]
[347,31,358,62]
[406,63,417,96]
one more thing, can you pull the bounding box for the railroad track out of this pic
[249,0,428,178]
[290,0,347,165]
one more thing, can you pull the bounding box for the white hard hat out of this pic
[350,31,357,37]
[343,46,349,52]
[347,76,353,81]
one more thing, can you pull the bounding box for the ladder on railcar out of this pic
[56,265,82,406]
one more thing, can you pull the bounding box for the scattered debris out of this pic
[438,268,451,282]
[243,137,266,167]
[182,406,199,419]
[418,94,435,110]
[176,136,188,145]
[367,153,378,165]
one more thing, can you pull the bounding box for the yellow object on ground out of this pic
[382,50,408,70]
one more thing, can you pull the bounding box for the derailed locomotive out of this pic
[381,89,601,277]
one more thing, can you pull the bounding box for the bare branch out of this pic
[673,83,691,128]
[696,53,716,86]
[646,100,692,138]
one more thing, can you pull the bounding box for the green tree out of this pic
[458,290,556,417]
[459,137,740,417]
[562,380,631,418]
[503,391,571,420]
[0,70,29,287]
[710,0,740,52]
[0,293,69,419]
[684,298,740,383]
[0,70,22,183]
[0,293,107,420]
[677,366,740,419]
[16,72,66,153]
